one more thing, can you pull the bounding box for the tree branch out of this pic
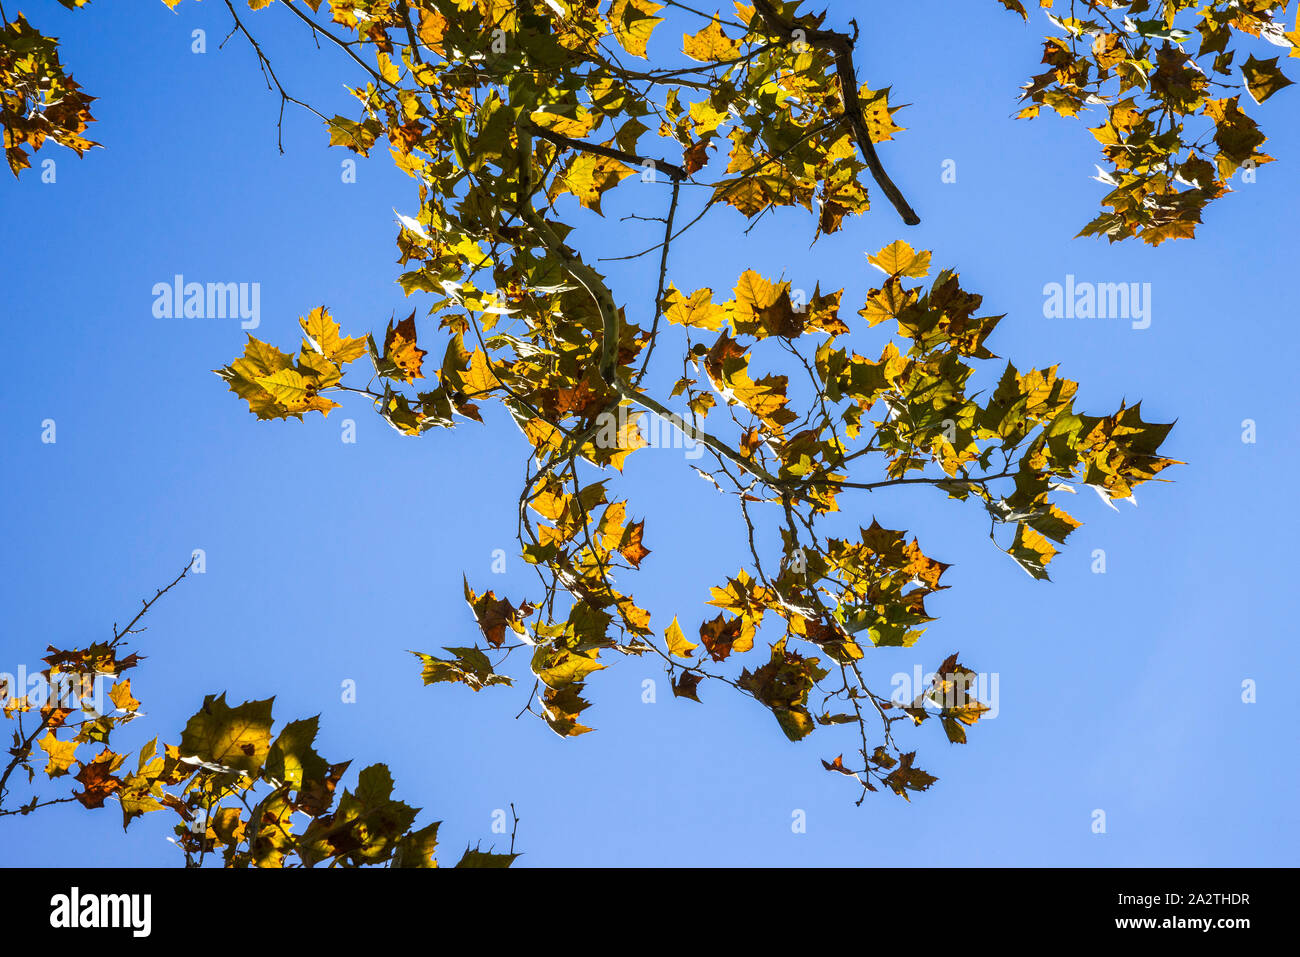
[528,123,687,181]
[751,0,920,226]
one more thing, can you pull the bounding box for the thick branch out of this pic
[751,0,920,226]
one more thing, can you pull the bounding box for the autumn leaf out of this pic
[456,846,519,868]
[672,671,703,702]
[73,750,124,808]
[1006,523,1057,580]
[539,685,594,737]
[38,732,78,778]
[608,0,663,58]
[265,716,329,791]
[301,307,367,364]
[549,152,636,214]
[664,284,725,330]
[867,240,931,279]
[1242,55,1293,104]
[382,311,427,383]
[683,18,741,62]
[882,751,937,801]
[413,647,513,692]
[463,578,529,648]
[108,678,140,715]
[664,616,699,658]
[698,613,754,662]
[177,693,274,774]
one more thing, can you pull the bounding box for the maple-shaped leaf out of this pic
[882,751,937,801]
[393,822,442,868]
[455,846,519,868]
[299,763,419,866]
[216,337,306,420]
[463,578,530,648]
[1242,55,1293,105]
[108,678,140,715]
[549,152,635,214]
[664,284,725,330]
[858,86,905,142]
[381,311,427,383]
[265,716,330,791]
[38,731,79,778]
[301,307,367,364]
[683,17,741,62]
[664,616,699,659]
[73,750,124,808]
[413,647,513,692]
[867,240,931,279]
[617,519,650,567]
[698,613,754,662]
[539,684,594,737]
[608,0,663,59]
[177,693,274,774]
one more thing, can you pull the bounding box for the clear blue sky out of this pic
[1,0,1296,866]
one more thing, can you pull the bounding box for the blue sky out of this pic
[1,0,1296,866]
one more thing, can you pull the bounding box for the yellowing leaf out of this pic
[858,86,905,142]
[608,0,663,58]
[1242,55,1294,104]
[301,307,367,364]
[108,678,140,715]
[178,694,274,774]
[383,313,427,383]
[532,648,606,689]
[683,18,741,62]
[664,284,725,330]
[414,647,513,692]
[38,732,78,778]
[867,240,931,278]
[1007,523,1057,581]
[664,616,698,658]
[550,152,635,214]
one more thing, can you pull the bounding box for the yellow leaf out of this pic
[665,616,698,658]
[38,732,78,778]
[301,307,366,364]
[550,152,635,214]
[867,240,931,278]
[463,349,502,396]
[608,0,663,58]
[858,86,905,142]
[664,284,725,330]
[255,369,340,416]
[731,269,780,324]
[683,18,741,62]
[108,678,140,715]
[178,694,274,774]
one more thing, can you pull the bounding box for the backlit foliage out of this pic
[0,1,1204,804]
[1,4,97,175]
[0,564,517,867]
[998,0,1297,242]
[202,2,1178,802]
